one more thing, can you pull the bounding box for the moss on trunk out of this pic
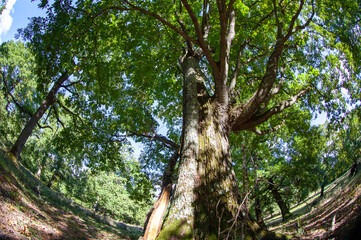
[157,56,287,239]
[157,219,193,240]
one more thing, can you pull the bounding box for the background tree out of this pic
[0,41,39,148]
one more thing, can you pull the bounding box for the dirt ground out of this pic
[1,153,361,239]
[267,170,361,240]
[0,169,139,240]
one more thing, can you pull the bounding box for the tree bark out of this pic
[9,72,69,160]
[157,55,200,239]
[268,179,291,222]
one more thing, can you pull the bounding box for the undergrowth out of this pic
[0,149,143,240]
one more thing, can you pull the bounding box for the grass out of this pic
[0,149,143,240]
[2,146,361,239]
[265,167,361,239]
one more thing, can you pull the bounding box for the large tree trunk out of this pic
[157,56,200,239]
[157,56,280,240]
[9,72,68,160]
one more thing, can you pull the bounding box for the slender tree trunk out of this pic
[268,180,291,222]
[47,172,57,188]
[9,72,68,160]
[157,56,281,239]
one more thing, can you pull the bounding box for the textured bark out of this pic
[157,56,200,239]
[268,180,291,222]
[194,99,241,239]
[157,56,276,239]
[143,185,172,240]
[9,72,69,159]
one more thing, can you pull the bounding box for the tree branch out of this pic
[229,44,270,97]
[201,0,211,39]
[232,87,310,132]
[52,105,65,129]
[284,0,306,41]
[62,80,81,88]
[129,131,179,151]
[181,0,219,80]
[249,121,284,136]
[122,0,199,47]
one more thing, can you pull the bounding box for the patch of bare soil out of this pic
[268,171,361,240]
[0,170,136,240]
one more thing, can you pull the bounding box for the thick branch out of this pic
[181,0,220,80]
[130,132,179,151]
[232,40,284,125]
[9,72,70,158]
[232,88,309,132]
[229,44,270,97]
[284,0,304,40]
[201,0,211,39]
[229,0,309,128]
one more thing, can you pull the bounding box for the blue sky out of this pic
[0,0,46,43]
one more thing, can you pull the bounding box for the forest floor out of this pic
[0,150,143,240]
[1,148,361,240]
[266,165,361,240]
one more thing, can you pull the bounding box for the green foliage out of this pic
[0,39,154,225]
[55,154,153,225]
[338,106,361,164]
[0,41,39,146]
[0,0,6,14]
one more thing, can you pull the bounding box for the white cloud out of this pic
[0,0,17,42]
